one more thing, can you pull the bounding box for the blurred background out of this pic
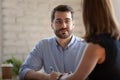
[0,0,120,77]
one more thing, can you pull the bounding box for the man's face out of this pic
[51,11,74,39]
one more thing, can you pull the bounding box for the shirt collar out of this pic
[54,35,76,48]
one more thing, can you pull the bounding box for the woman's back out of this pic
[88,34,120,80]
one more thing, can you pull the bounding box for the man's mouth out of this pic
[60,29,67,32]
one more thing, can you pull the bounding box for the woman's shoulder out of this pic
[87,43,105,64]
[88,43,105,53]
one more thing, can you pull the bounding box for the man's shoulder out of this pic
[41,36,55,42]
[74,35,85,42]
[73,36,87,48]
[37,36,55,44]
[34,36,55,48]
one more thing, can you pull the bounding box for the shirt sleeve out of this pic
[19,41,44,80]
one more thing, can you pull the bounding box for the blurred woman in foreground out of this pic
[50,0,120,80]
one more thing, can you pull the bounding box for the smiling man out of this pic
[19,5,87,80]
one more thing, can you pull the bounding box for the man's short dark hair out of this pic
[51,5,74,22]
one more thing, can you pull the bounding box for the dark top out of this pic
[88,34,120,80]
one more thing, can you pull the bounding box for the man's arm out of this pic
[24,70,49,80]
[19,41,47,80]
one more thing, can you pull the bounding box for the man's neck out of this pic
[56,35,73,48]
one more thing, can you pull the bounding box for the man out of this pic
[19,5,87,80]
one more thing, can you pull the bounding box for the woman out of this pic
[50,0,120,80]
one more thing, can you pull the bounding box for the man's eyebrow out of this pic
[55,18,62,20]
[65,18,72,20]
[65,18,71,19]
[56,18,71,20]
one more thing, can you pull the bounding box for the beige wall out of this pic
[113,0,120,23]
[0,0,2,75]
[0,0,2,64]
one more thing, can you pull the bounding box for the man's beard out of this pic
[54,28,72,39]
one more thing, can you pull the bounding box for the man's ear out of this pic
[72,21,75,29]
[51,23,54,29]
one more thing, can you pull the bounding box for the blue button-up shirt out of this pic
[19,35,88,80]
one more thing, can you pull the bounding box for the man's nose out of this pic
[61,21,67,28]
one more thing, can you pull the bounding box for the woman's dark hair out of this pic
[82,0,120,40]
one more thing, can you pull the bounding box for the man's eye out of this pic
[55,20,62,24]
[65,20,71,23]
